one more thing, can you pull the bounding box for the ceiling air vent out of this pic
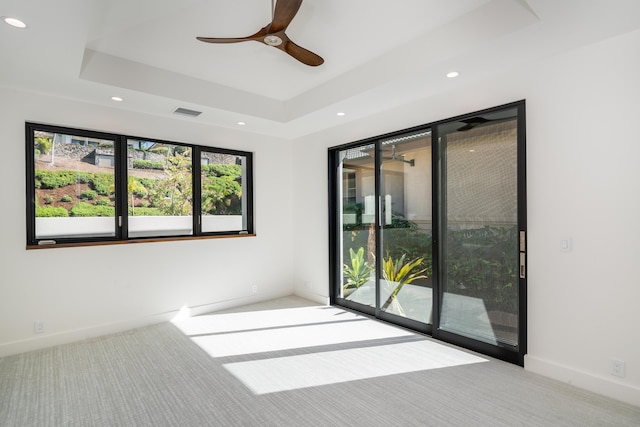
[173,107,202,118]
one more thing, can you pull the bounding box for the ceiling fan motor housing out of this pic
[264,35,283,46]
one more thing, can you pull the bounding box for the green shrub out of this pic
[132,188,147,198]
[75,172,91,184]
[79,189,97,200]
[174,146,190,156]
[201,164,242,178]
[89,173,114,196]
[43,195,54,205]
[133,159,165,170]
[201,175,242,215]
[136,177,157,189]
[149,146,169,155]
[35,170,77,189]
[139,200,150,208]
[36,206,69,217]
[35,137,52,155]
[35,170,92,189]
[60,195,73,202]
[70,202,114,217]
[94,198,110,206]
[128,177,148,198]
[34,148,41,159]
[444,226,518,312]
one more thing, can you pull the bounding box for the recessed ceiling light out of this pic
[111,96,123,102]
[337,112,345,116]
[447,71,460,78]
[2,16,27,28]
[237,121,246,126]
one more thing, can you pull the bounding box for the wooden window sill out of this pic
[26,233,256,250]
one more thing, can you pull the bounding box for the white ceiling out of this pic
[1,0,639,139]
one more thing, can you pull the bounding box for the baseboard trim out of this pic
[0,290,291,358]
[525,355,640,407]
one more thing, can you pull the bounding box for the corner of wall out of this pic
[293,289,329,306]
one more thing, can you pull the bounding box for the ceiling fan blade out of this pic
[457,117,491,131]
[270,0,303,33]
[197,27,267,44]
[457,123,475,131]
[278,38,324,66]
[197,36,254,44]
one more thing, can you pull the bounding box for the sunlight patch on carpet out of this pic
[223,340,488,394]
[187,318,415,357]
[172,306,360,336]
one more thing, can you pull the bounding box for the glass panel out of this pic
[201,152,246,232]
[379,130,433,323]
[127,140,193,238]
[338,144,376,307]
[439,109,519,347]
[33,131,116,239]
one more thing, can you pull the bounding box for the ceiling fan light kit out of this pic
[197,0,324,66]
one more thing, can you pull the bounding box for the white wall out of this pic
[292,29,640,406]
[0,87,295,356]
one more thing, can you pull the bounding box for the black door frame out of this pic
[328,100,527,365]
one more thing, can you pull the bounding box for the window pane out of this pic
[380,130,433,324]
[439,109,519,348]
[33,131,116,239]
[201,152,246,232]
[338,144,377,307]
[127,140,193,238]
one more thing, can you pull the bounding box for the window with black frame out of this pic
[26,122,254,247]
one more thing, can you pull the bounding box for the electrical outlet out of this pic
[611,359,625,377]
[34,321,45,334]
[251,285,258,293]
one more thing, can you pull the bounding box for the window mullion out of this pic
[192,146,202,236]
[116,135,129,240]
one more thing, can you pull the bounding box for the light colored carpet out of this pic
[1,296,639,426]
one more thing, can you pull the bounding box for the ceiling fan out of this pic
[382,145,415,167]
[457,117,493,132]
[456,114,516,132]
[197,0,324,67]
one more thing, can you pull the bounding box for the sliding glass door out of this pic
[433,105,526,363]
[329,101,526,365]
[332,131,433,331]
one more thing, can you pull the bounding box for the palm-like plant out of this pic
[381,254,428,312]
[343,247,372,290]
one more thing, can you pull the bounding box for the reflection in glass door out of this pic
[336,143,377,311]
[379,131,432,325]
[435,106,524,359]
